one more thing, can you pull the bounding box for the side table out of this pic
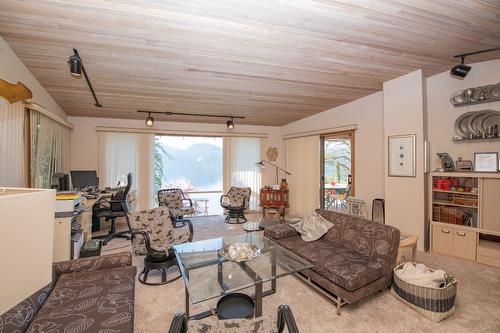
[397,235,418,263]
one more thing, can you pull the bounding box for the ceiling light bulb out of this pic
[68,55,82,77]
[145,113,154,127]
[226,119,234,129]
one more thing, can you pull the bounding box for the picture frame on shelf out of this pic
[388,134,416,177]
[474,152,499,173]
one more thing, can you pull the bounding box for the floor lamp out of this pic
[255,160,291,185]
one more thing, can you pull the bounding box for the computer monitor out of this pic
[70,170,99,189]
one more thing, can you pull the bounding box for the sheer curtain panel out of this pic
[223,137,262,210]
[30,110,70,188]
[98,132,138,189]
[0,101,25,187]
[285,135,320,217]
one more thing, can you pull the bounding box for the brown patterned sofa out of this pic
[264,209,400,314]
[0,252,136,332]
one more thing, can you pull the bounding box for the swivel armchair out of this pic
[220,186,251,224]
[128,206,193,285]
[158,188,195,226]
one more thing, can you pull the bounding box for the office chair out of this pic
[93,173,133,245]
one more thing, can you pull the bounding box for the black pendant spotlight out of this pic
[145,112,155,127]
[68,48,102,107]
[138,110,244,128]
[68,54,82,77]
[451,46,500,79]
[450,56,471,79]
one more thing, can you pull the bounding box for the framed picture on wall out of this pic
[388,134,416,177]
[474,152,499,172]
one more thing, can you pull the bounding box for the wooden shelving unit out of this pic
[430,172,500,267]
[433,200,477,209]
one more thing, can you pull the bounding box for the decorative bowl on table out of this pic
[219,242,261,262]
[243,221,261,231]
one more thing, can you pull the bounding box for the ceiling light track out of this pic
[450,46,500,79]
[68,48,102,107]
[137,110,244,128]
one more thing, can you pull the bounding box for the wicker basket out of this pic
[392,262,457,322]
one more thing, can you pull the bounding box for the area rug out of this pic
[102,215,500,333]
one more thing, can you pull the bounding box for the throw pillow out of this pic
[290,211,334,242]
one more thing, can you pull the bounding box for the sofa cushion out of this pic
[27,265,136,333]
[264,224,298,240]
[316,209,400,268]
[277,237,385,291]
[308,246,385,291]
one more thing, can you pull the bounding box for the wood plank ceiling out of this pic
[0,0,499,126]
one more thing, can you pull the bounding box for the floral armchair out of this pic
[168,305,299,333]
[128,206,193,256]
[158,188,196,226]
[220,186,251,224]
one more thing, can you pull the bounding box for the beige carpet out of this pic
[102,215,500,333]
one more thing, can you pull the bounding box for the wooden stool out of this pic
[397,235,418,263]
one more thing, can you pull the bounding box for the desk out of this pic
[80,189,137,242]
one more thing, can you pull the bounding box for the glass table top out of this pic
[173,233,312,304]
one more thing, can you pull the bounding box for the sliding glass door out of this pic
[154,135,223,215]
[320,130,355,210]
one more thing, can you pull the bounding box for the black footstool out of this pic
[138,248,181,285]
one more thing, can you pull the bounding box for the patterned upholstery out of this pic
[0,252,135,333]
[0,282,53,333]
[158,188,195,218]
[264,209,400,306]
[221,186,251,209]
[128,206,192,255]
[276,237,385,291]
[188,316,278,333]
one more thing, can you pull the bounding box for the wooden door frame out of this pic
[320,129,356,209]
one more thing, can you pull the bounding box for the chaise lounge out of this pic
[0,252,136,332]
[264,209,400,314]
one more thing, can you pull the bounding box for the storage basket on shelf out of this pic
[391,262,457,323]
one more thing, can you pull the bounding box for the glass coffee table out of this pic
[173,233,312,319]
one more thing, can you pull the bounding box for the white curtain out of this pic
[0,101,25,187]
[285,135,320,217]
[224,137,262,210]
[98,132,138,189]
[30,110,70,188]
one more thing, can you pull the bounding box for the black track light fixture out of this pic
[451,46,500,79]
[145,112,155,127]
[68,54,82,77]
[450,56,471,79]
[137,110,244,127]
[68,48,102,107]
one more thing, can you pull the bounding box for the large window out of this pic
[154,135,223,215]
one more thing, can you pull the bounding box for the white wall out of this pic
[383,70,426,250]
[0,36,66,119]
[69,116,283,198]
[282,92,385,215]
[427,59,500,170]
